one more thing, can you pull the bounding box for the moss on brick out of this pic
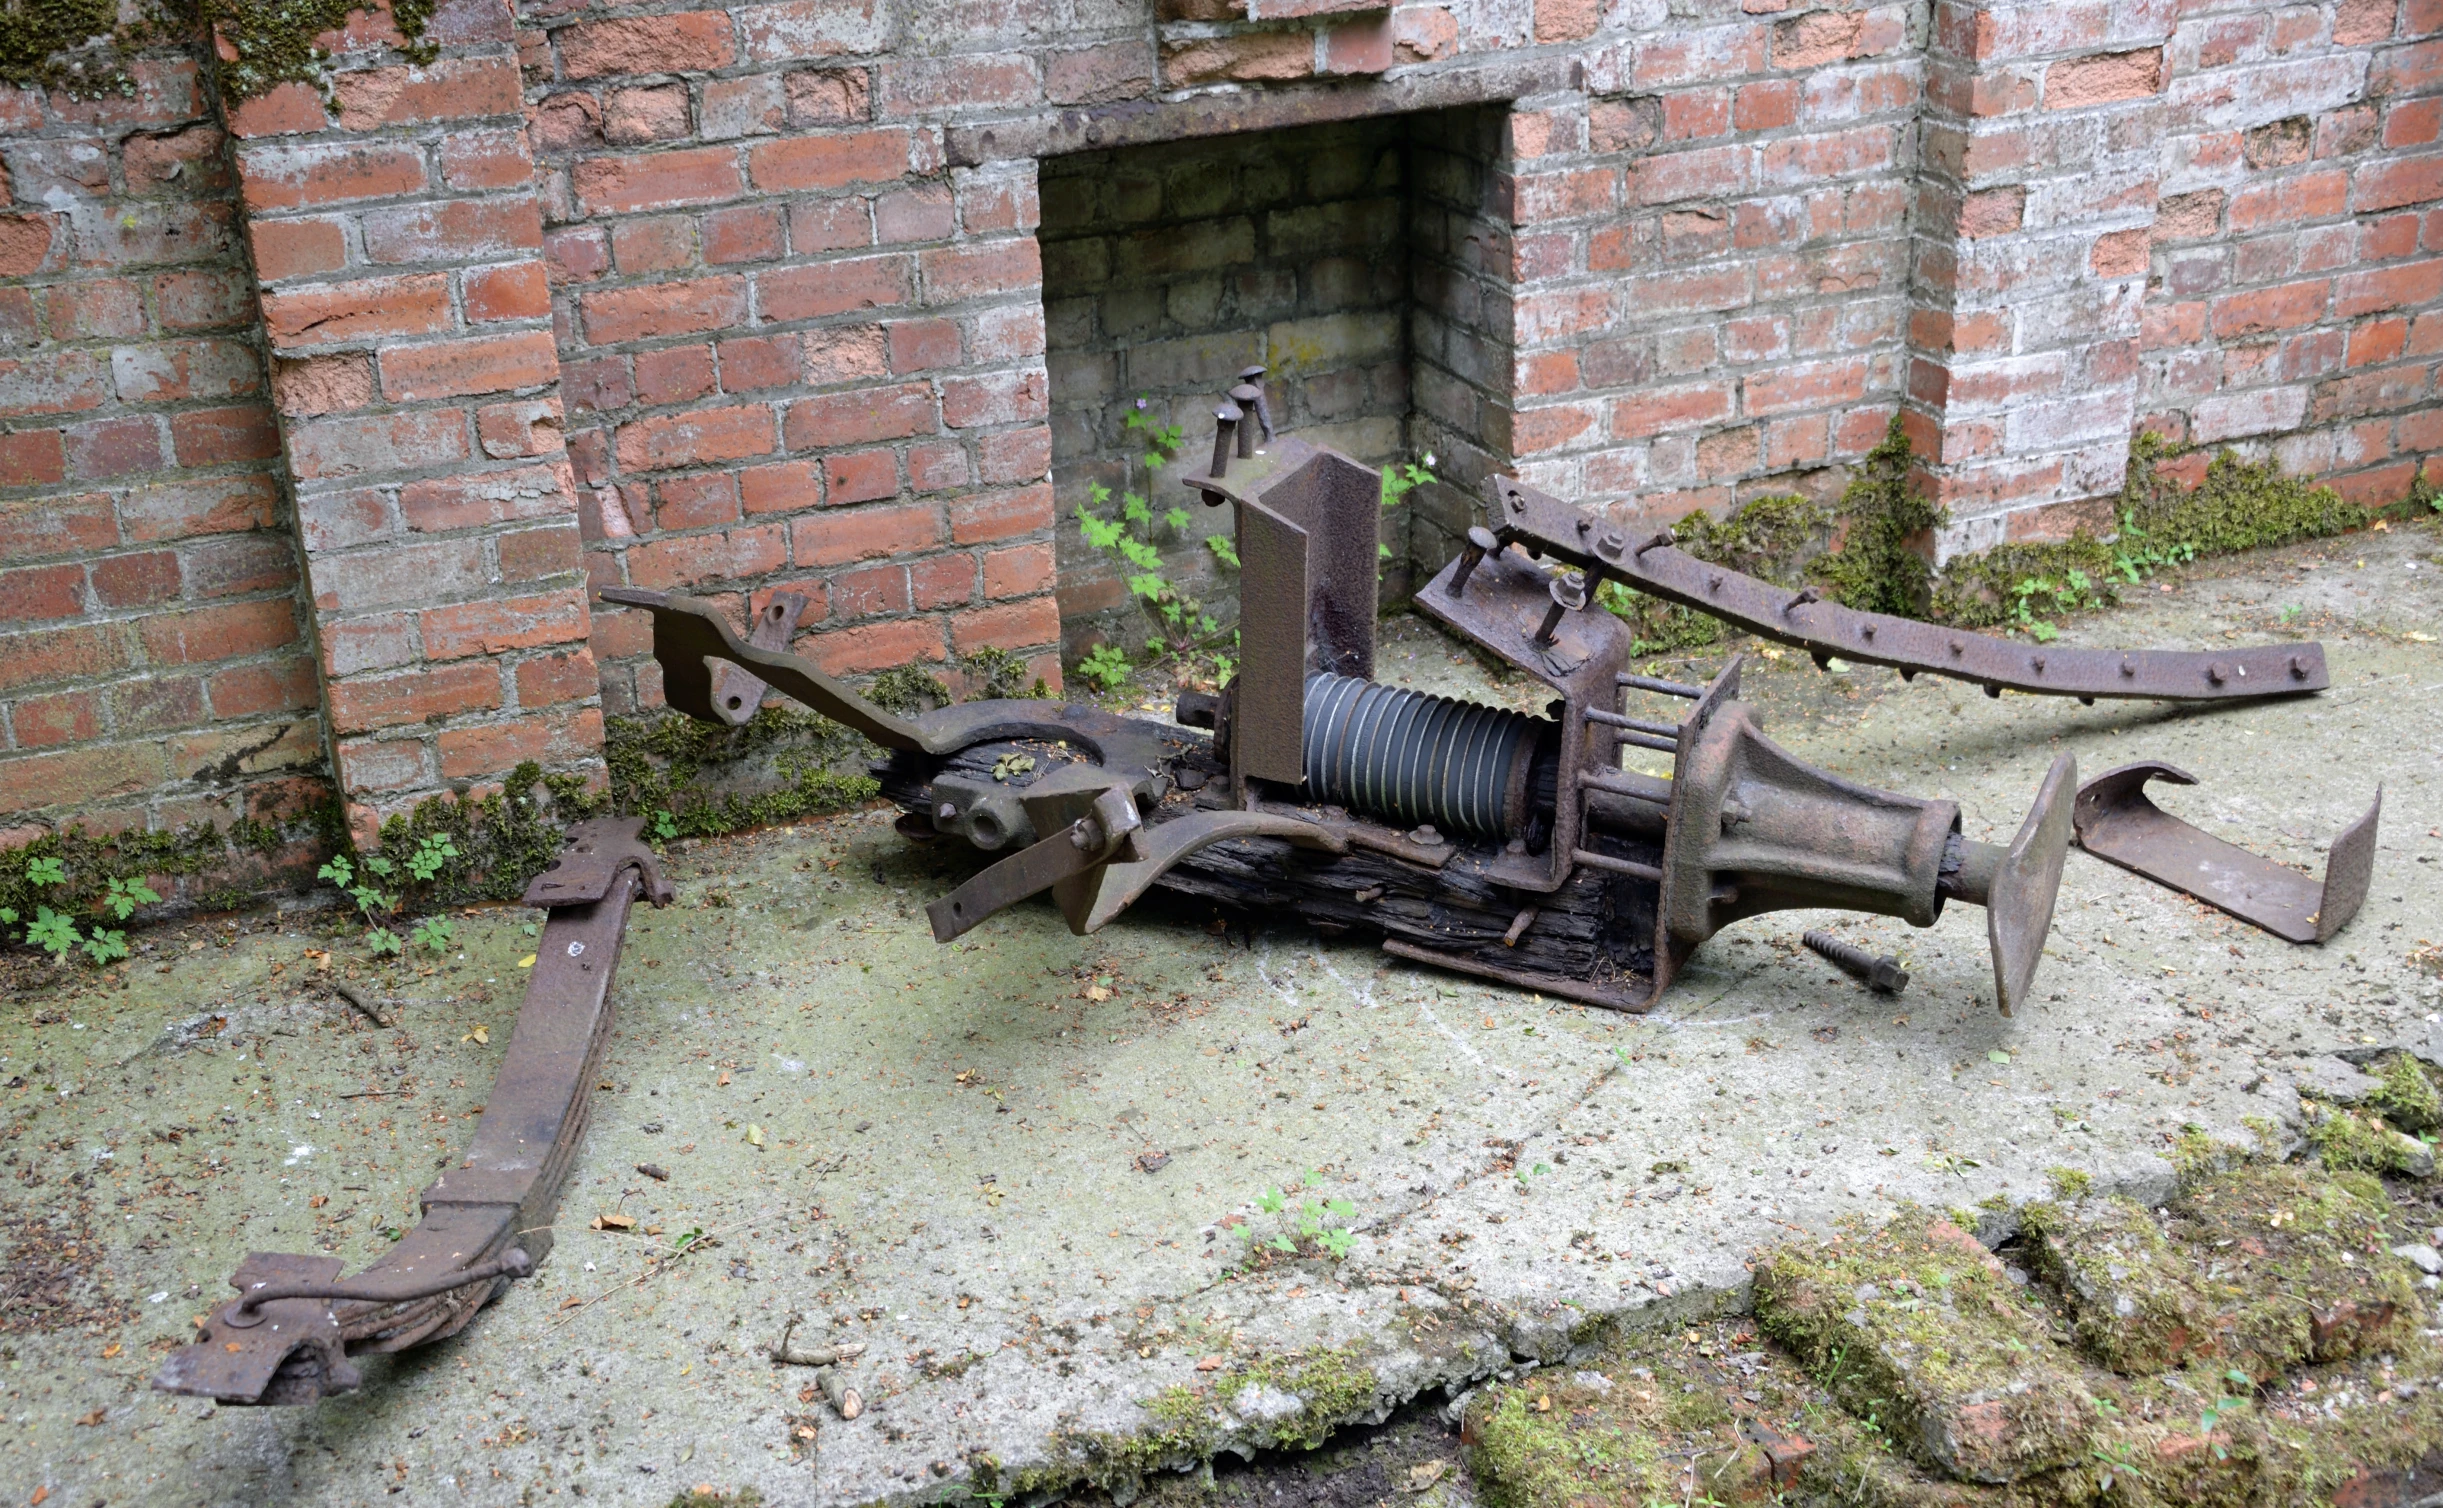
[0,804,331,958]
[602,706,880,843]
[1821,415,1942,619]
[1754,1208,2097,1484]
[3,0,434,102]
[1597,491,1835,655]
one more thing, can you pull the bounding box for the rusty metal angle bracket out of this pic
[703,590,810,726]
[154,818,670,1405]
[2071,760,2379,943]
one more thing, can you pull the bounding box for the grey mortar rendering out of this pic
[6,522,2440,1507]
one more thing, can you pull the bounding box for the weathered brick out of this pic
[791,500,941,566]
[633,344,716,406]
[951,595,1059,655]
[286,408,471,480]
[205,657,320,718]
[435,706,604,780]
[625,521,791,586]
[513,648,601,708]
[615,405,776,473]
[421,591,590,659]
[171,405,281,466]
[400,463,576,532]
[1161,31,1313,87]
[497,521,584,580]
[239,142,428,213]
[746,129,912,192]
[249,217,347,280]
[360,196,543,265]
[0,742,166,813]
[782,382,934,448]
[380,330,559,403]
[262,273,452,350]
[331,55,522,130]
[138,597,299,665]
[920,239,1042,302]
[557,12,736,78]
[942,369,1048,428]
[758,254,911,322]
[948,482,1052,544]
[579,276,749,345]
[572,148,744,215]
[465,260,551,323]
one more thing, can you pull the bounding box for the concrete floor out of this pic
[6,521,2440,1507]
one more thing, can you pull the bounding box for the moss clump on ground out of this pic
[2366,1052,2442,1134]
[1600,423,2375,653]
[0,802,331,956]
[602,705,880,846]
[1032,1345,1380,1500]
[1754,1208,2097,1483]
[2302,1100,2435,1177]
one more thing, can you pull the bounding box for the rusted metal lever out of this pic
[222,1250,533,1327]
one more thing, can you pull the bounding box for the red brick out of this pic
[921,239,1041,303]
[604,84,692,145]
[286,408,471,480]
[625,521,790,586]
[823,449,899,504]
[400,463,576,532]
[572,148,744,215]
[499,521,583,580]
[948,482,1052,544]
[784,67,874,126]
[13,688,105,748]
[2090,227,2149,277]
[2349,316,2409,367]
[183,532,293,598]
[982,541,1052,599]
[782,382,933,448]
[654,473,739,529]
[717,333,801,392]
[154,269,255,332]
[2212,280,2330,337]
[738,459,820,513]
[1609,382,1733,439]
[2351,154,2443,214]
[557,12,737,78]
[0,621,124,693]
[1745,357,1868,415]
[0,743,165,813]
[746,129,911,192]
[579,276,749,344]
[166,405,278,466]
[876,183,956,244]
[436,706,603,781]
[2335,259,2443,316]
[137,597,297,666]
[0,562,85,624]
[66,415,165,480]
[239,142,428,212]
[249,217,348,281]
[758,254,910,321]
[0,492,114,562]
[909,439,971,490]
[327,659,501,734]
[422,592,589,660]
[951,596,1059,655]
[380,330,559,403]
[1736,79,1800,132]
[514,648,600,708]
[1322,16,1395,74]
[206,658,320,718]
[0,429,67,487]
[226,81,329,139]
[441,126,535,191]
[1047,41,1150,104]
[634,344,716,407]
[360,196,543,265]
[262,273,452,350]
[942,369,1047,429]
[975,426,1049,485]
[809,615,944,675]
[465,260,551,323]
[87,549,179,608]
[1161,30,1313,86]
[911,552,977,609]
[2041,49,2162,108]
[704,203,785,264]
[611,216,695,273]
[832,562,909,618]
[615,404,775,472]
[332,55,522,129]
[791,500,940,566]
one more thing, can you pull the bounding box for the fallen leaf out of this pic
[1084,985,1111,1003]
[462,1025,489,1044]
[517,954,537,969]
[100,1342,121,1359]
[591,1213,636,1231]
[560,1296,583,1309]
[1195,1356,1224,1371]
[76,1407,106,1426]
[1408,1459,1453,1490]
[747,1124,765,1147]
[718,1071,731,1086]
[308,1195,327,1208]
[34,1487,50,1505]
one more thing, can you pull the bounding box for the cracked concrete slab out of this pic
[5,522,2440,1507]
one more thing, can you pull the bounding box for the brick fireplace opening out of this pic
[1037,107,1515,661]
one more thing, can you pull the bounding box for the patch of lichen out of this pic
[602,706,881,845]
[1754,1207,2097,1483]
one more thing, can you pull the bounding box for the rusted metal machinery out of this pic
[153,381,2348,1406]
[598,378,2327,1017]
[155,820,670,1405]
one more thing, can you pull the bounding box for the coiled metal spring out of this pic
[1301,674,1552,840]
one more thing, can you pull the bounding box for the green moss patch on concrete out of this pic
[1755,1209,2098,1484]
[2366,1052,2443,1135]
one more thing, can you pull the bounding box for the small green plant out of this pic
[1378,455,1436,564]
[80,926,129,965]
[403,832,459,884]
[100,875,160,920]
[25,855,66,889]
[1247,1168,1358,1259]
[650,810,680,842]
[411,915,458,954]
[366,927,404,958]
[1077,643,1134,692]
[26,906,82,963]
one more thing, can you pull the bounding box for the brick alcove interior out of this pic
[1037,106,1515,662]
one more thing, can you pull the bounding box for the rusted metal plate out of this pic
[1484,476,2329,703]
[1234,498,1310,791]
[155,819,669,1405]
[2072,760,2379,943]
[703,591,809,727]
[1985,753,2076,1016]
[598,587,927,751]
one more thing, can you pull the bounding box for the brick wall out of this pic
[530,2,1065,707]
[0,39,327,888]
[1041,116,1420,656]
[0,0,2435,850]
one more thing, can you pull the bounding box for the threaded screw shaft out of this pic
[1801,930,1909,994]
